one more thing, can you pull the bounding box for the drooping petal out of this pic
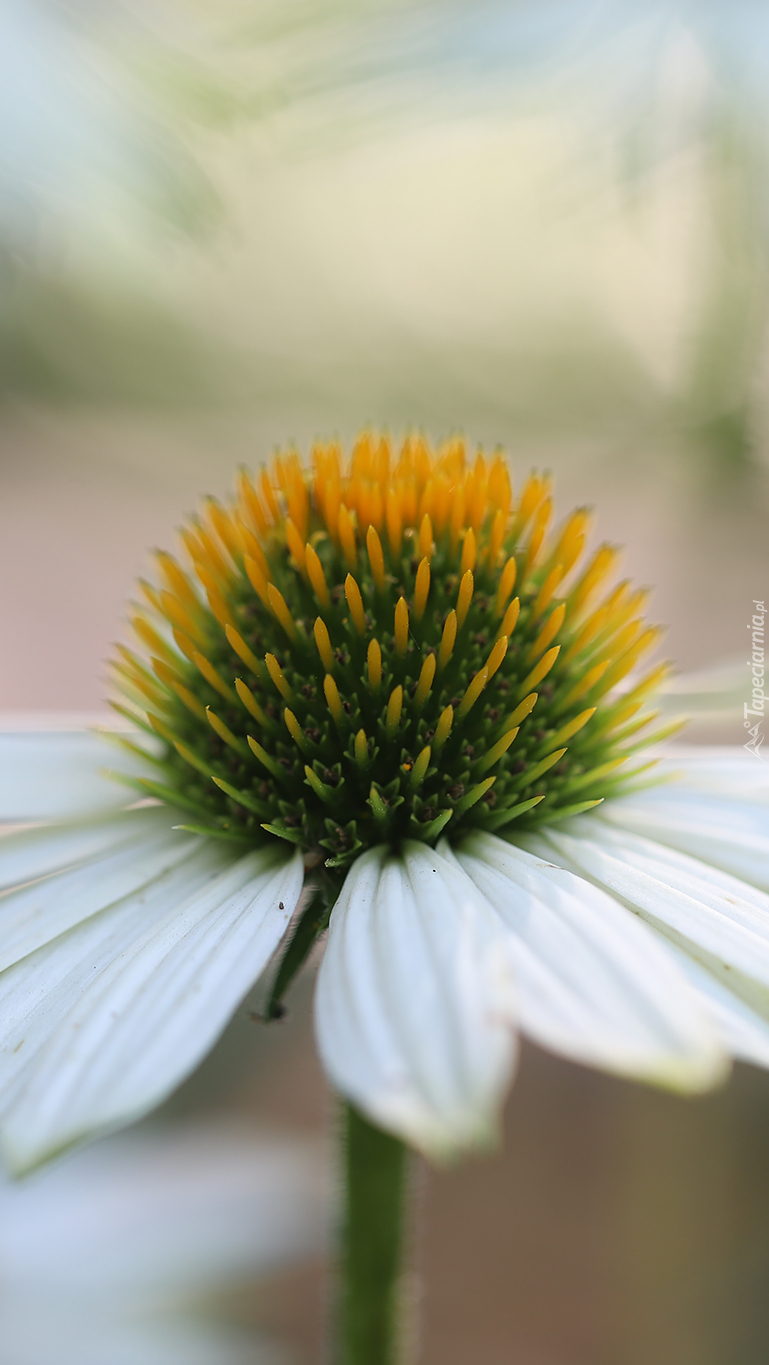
[542,819,769,987]
[670,948,769,1070]
[0,811,201,971]
[0,845,303,1173]
[451,831,724,1091]
[0,723,157,822]
[315,841,517,1159]
[601,784,769,889]
[537,819,769,1065]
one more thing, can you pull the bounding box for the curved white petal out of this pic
[315,842,517,1159]
[601,786,769,890]
[0,811,201,971]
[670,949,769,1070]
[452,831,724,1091]
[0,726,158,822]
[0,808,176,895]
[0,846,303,1173]
[535,819,769,1071]
[0,847,233,1116]
[541,819,769,987]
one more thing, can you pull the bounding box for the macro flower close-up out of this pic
[6,0,769,1356]
[1,430,767,1359]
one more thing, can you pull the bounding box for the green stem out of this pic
[340,1103,410,1365]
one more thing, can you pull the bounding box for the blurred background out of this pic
[2,1,769,1361]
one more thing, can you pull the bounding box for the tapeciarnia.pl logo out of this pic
[745,599,766,759]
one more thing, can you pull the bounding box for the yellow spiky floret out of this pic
[112,431,671,865]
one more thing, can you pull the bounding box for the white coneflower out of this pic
[1,432,766,1362]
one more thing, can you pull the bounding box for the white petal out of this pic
[0,1125,326,1296]
[655,744,769,802]
[0,1307,267,1365]
[0,846,303,1173]
[536,819,769,1070]
[0,727,158,822]
[670,949,769,1070]
[542,819,769,987]
[452,831,724,1091]
[601,786,769,889]
[0,847,231,1116]
[0,811,201,971]
[0,808,176,894]
[315,842,517,1159]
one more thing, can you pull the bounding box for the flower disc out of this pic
[113,432,672,868]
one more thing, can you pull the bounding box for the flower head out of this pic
[1,432,767,1174]
[114,432,668,863]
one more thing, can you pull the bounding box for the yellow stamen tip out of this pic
[414,557,431,621]
[314,616,335,672]
[285,518,307,574]
[497,595,521,641]
[437,610,458,671]
[519,644,560,698]
[495,557,517,616]
[267,583,298,642]
[234,677,267,726]
[456,665,488,720]
[206,706,244,753]
[414,652,437,708]
[244,554,271,607]
[506,692,539,729]
[192,650,235,703]
[345,574,367,635]
[486,634,509,679]
[338,504,357,571]
[355,728,369,765]
[265,652,293,702]
[419,512,434,561]
[434,704,454,750]
[394,597,409,656]
[366,524,387,592]
[411,745,432,788]
[305,542,331,608]
[284,707,305,748]
[527,601,566,664]
[367,638,382,690]
[225,624,263,678]
[386,685,403,738]
[477,727,519,774]
[324,673,344,724]
[456,569,474,629]
[460,527,477,576]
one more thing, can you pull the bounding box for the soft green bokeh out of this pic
[3,1,769,479]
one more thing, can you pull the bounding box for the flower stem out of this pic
[340,1103,409,1365]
